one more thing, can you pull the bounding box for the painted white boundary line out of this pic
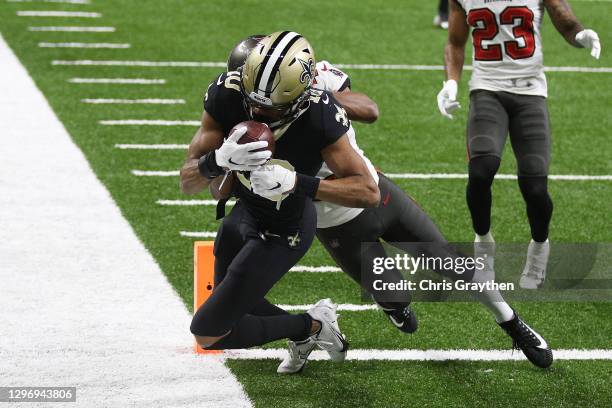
[85,99,185,105]
[8,0,91,4]
[0,32,251,408]
[132,170,612,181]
[100,119,199,126]
[69,77,165,84]
[39,42,130,49]
[225,348,612,361]
[50,60,612,73]
[18,11,101,17]
[117,143,188,149]
[29,26,115,32]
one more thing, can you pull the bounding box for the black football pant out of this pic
[466,90,553,241]
[190,201,316,349]
[316,174,474,308]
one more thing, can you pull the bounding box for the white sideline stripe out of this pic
[0,33,251,408]
[117,143,189,149]
[85,99,185,105]
[132,170,612,181]
[225,348,612,361]
[100,119,200,126]
[278,304,377,311]
[17,11,101,17]
[49,60,612,73]
[69,77,165,84]
[8,0,91,4]
[29,26,115,32]
[39,42,130,49]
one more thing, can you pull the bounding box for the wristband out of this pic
[197,151,224,179]
[294,173,320,199]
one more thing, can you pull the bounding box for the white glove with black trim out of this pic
[575,29,601,60]
[250,164,297,201]
[436,79,461,120]
[215,125,271,172]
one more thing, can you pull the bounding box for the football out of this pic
[231,120,275,156]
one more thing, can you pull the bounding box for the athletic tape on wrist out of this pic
[197,151,224,179]
[295,173,320,198]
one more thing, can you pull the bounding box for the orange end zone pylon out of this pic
[193,241,221,354]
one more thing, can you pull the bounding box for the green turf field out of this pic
[1,0,611,406]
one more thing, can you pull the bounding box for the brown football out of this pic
[230,120,275,156]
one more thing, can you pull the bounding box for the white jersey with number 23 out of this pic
[456,0,547,97]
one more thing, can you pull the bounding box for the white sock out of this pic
[475,231,494,243]
[470,262,514,323]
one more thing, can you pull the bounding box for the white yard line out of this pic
[100,119,200,126]
[69,77,165,84]
[0,33,251,408]
[49,59,612,73]
[180,231,217,238]
[8,0,91,4]
[17,10,101,17]
[84,98,185,104]
[158,199,235,206]
[39,42,130,48]
[29,26,115,32]
[117,143,189,149]
[226,348,612,361]
[132,169,612,181]
[278,304,376,311]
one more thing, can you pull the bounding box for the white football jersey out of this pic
[457,0,547,97]
[313,61,379,229]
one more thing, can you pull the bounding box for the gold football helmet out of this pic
[241,31,315,118]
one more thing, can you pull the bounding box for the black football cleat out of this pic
[499,312,553,368]
[381,304,418,334]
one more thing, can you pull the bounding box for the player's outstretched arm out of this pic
[544,0,601,59]
[333,89,379,123]
[318,135,380,208]
[438,0,469,119]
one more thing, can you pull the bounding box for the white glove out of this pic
[437,79,461,119]
[250,164,297,201]
[576,29,601,60]
[215,125,272,171]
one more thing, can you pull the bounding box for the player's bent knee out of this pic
[468,155,501,183]
[193,333,229,349]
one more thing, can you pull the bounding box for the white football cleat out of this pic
[307,299,349,362]
[277,338,316,374]
[520,239,550,289]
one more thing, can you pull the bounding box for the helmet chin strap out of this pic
[244,93,311,131]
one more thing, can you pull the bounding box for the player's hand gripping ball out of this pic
[215,121,275,171]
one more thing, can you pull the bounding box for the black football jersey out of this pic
[203,71,350,227]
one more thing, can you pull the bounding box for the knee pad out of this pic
[468,156,501,186]
[517,153,548,177]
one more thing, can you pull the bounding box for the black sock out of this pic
[206,313,312,350]
[466,156,500,235]
[518,176,553,242]
[250,299,290,317]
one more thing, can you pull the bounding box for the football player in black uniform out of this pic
[181,31,380,363]
[218,35,554,372]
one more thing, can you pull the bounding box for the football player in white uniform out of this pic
[438,0,601,289]
[226,36,554,373]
